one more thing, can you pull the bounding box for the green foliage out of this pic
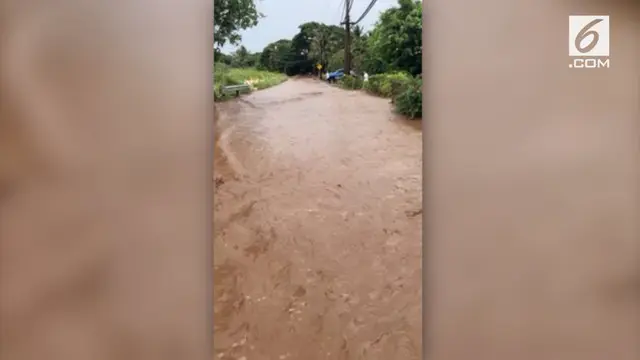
[350,25,368,72]
[393,77,422,119]
[214,0,262,49]
[214,49,233,65]
[364,0,422,76]
[361,71,421,119]
[246,52,261,67]
[246,1,421,78]
[230,46,249,67]
[214,0,423,118]
[338,75,363,90]
[309,26,343,67]
[214,63,235,85]
[258,39,296,73]
[328,50,344,72]
[291,22,322,55]
[215,48,261,69]
[258,22,345,76]
[363,72,412,98]
[214,63,287,101]
[226,68,287,90]
[361,54,388,75]
[289,22,325,74]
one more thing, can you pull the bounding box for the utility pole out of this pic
[343,0,352,74]
[342,0,379,74]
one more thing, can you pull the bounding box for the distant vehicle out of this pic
[326,69,344,83]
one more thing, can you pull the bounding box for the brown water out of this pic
[213,78,422,360]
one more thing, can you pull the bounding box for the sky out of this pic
[221,0,401,53]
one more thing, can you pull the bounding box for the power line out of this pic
[335,0,346,24]
[348,0,355,11]
[351,0,379,25]
[348,0,354,12]
[339,0,353,24]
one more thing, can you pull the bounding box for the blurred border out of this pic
[422,0,638,359]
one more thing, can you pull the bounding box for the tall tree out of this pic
[350,26,368,72]
[259,39,294,73]
[310,26,341,68]
[214,0,261,49]
[288,22,345,74]
[289,22,323,74]
[365,0,422,75]
[291,22,323,56]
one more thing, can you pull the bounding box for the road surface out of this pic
[213,78,422,360]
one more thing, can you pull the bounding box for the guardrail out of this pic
[221,84,251,97]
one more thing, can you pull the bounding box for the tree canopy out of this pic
[364,0,422,75]
[213,0,423,118]
[214,0,261,49]
[215,0,422,77]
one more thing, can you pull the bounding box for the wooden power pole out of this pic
[342,0,378,74]
[343,0,352,74]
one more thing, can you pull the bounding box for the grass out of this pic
[214,63,287,100]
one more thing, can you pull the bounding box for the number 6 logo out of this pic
[575,18,603,53]
[569,16,610,57]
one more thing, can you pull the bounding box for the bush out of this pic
[363,72,412,98]
[338,75,363,90]
[393,77,422,119]
[214,83,230,101]
[363,74,382,93]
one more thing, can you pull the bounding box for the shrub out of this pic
[385,72,412,97]
[214,83,230,101]
[363,74,383,94]
[214,83,222,100]
[338,75,363,90]
[363,72,412,98]
[393,77,422,119]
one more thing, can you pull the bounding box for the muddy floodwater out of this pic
[213,78,422,360]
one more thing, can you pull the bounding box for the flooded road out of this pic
[213,78,422,360]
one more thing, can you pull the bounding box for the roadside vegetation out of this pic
[214,0,422,118]
[213,0,285,101]
[214,63,287,101]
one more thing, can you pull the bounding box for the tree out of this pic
[246,52,261,67]
[287,22,345,75]
[350,25,368,72]
[364,0,422,75]
[259,39,294,73]
[290,22,323,74]
[352,25,363,38]
[310,26,341,69]
[214,49,233,65]
[214,0,262,49]
[230,45,250,67]
[291,22,323,56]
